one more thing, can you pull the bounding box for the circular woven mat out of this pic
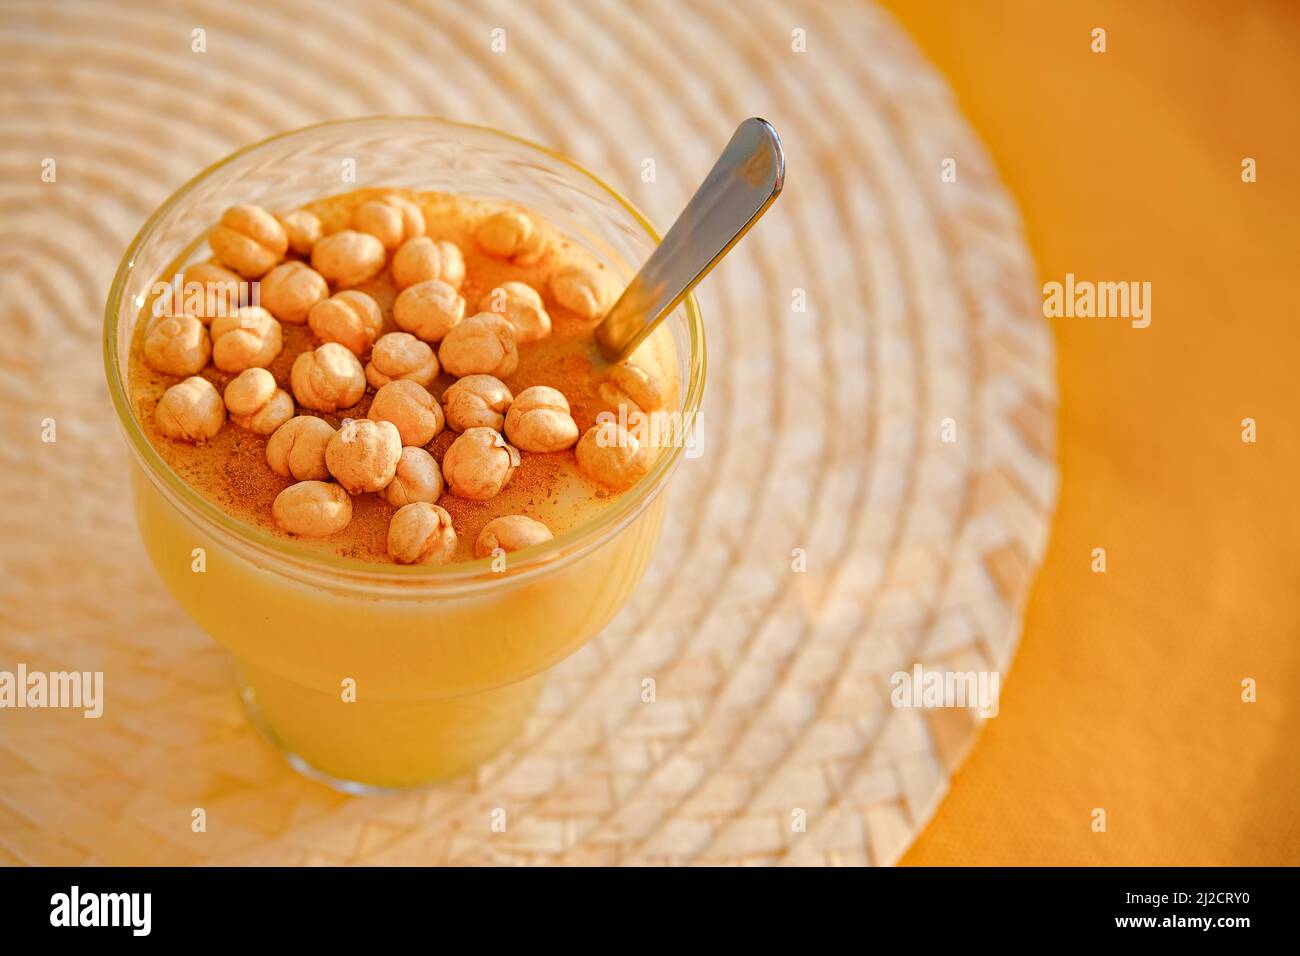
[0,0,1056,865]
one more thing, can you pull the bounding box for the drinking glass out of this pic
[104,118,705,790]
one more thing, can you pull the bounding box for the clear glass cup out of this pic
[104,118,705,791]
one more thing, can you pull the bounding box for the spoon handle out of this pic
[596,117,785,363]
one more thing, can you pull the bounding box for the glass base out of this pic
[237,677,418,796]
[232,660,543,793]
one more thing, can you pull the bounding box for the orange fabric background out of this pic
[882,0,1300,865]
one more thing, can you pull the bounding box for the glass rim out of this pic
[103,116,707,586]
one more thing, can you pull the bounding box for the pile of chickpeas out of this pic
[144,195,663,564]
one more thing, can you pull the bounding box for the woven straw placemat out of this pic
[0,0,1056,865]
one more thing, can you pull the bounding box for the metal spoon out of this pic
[595,117,785,364]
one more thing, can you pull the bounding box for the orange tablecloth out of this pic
[886,0,1300,866]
